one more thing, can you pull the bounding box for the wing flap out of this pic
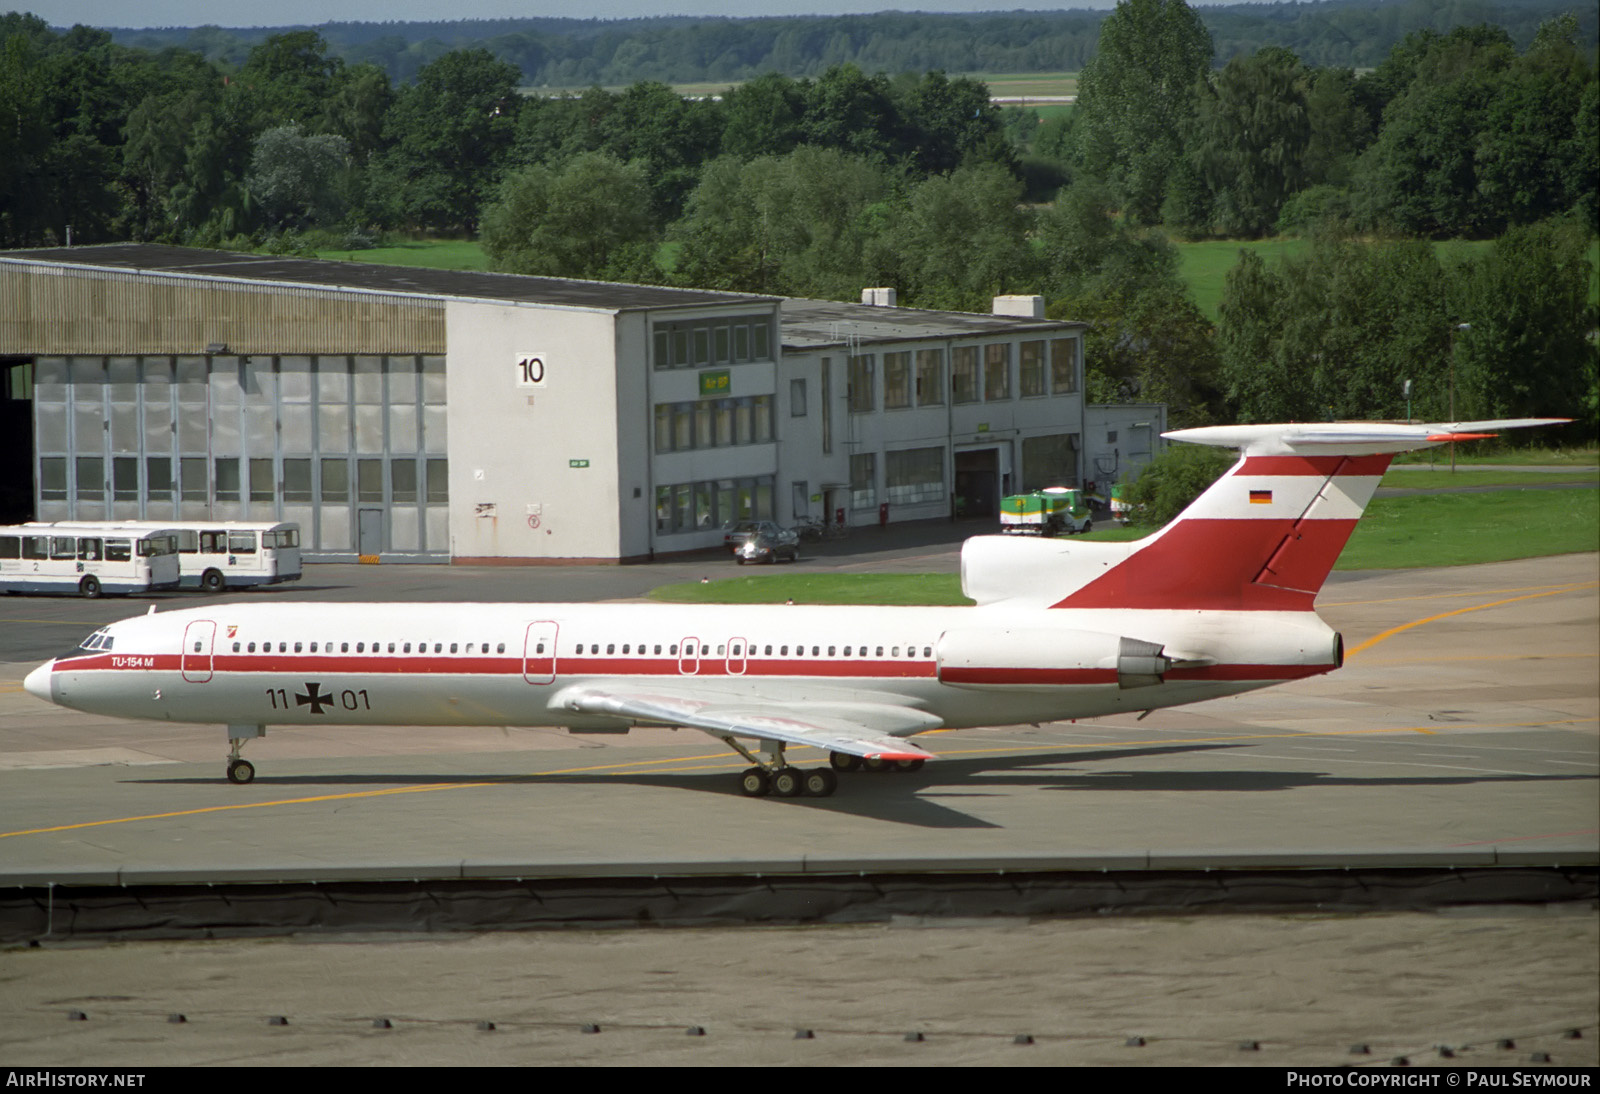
[557,686,939,761]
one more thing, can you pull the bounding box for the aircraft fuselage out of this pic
[29,599,1341,733]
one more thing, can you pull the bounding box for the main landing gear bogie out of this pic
[740,765,837,799]
[830,751,924,774]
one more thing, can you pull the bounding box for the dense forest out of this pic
[98,1,1598,87]
[1,1,1594,436]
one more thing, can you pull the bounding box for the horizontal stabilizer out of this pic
[1165,419,1570,457]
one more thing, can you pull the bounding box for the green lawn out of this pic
[652,485,1598,604]
[1335,487,1598,570]
[314,240,489,270]
[970,72,1079,98]
[1176,237,1600,321]
[650,572,971,606]
[1380,469,1598,488]
[1173,238,1311,320]
[1390,446,1598,467]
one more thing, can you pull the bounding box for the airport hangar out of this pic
[0,244,1162,563]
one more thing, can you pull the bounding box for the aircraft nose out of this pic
[23,660,56,704]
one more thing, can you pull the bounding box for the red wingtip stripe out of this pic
[1426,432,1498,442]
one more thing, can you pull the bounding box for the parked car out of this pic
[733,531,799,564]
[721,520,798,553]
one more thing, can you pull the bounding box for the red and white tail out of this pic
[960,419,1569,613]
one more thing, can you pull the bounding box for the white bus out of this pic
[166,521,303,591]
[0,523,181,598]
[18,520,302,592]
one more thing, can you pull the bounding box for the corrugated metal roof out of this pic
[1,243,776,312]
[781,297,1084,350]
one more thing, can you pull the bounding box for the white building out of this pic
[0,245,1132,562]
[778,293,1089,530]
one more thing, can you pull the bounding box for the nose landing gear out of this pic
[225,723,264,784]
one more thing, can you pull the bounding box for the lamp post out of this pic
[1449,322,1470,472]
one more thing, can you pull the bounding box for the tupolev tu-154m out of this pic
[23,419,1568,799]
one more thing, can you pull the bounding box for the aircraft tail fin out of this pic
[961,419,1569,613]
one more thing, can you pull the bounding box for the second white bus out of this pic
[169,522,303,590]
[0,523,181,598]
[22,520,303,592]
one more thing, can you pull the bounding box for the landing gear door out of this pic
[181,620,216,683]
[522,621,559,684]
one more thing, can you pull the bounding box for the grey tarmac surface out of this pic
[0,541,1595,1066]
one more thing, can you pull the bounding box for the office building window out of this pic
[883,352,911,409]
[952,347,979,404]
[916,349,944,406]
[848,354,875,413]
[984,343,1010,402]
[886,447,944,505]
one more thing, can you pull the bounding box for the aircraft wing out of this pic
[555,684,940,761]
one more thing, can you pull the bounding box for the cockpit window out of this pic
[68,627,113,658]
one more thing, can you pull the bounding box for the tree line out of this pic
[2,3,1594,438]
[103,1,1596,87]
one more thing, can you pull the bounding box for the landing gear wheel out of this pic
[771,767,805,798]
[802,768,838,797]
[201,569,225,592]
[226,758,255,785]
[78,575,101,599]
[863,757,891,773]
[739,767,771,797]
[894,759,925,773]
[1083,520,1093,533]
[829,752,863,773]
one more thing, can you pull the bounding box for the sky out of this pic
[11,1,1172,31]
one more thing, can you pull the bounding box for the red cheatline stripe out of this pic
[1237,454,1393,476]
[53,655,1321,685]
[941,663,1329,686]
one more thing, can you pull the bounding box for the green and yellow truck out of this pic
[998,487,1094,536]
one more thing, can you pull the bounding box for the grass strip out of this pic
[651,487,1596,603]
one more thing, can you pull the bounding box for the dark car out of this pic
[733,531,799,564]
[721,520,798,553]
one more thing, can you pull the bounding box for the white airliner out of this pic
[23,419,1565,799]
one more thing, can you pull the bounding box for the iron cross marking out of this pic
[295,682,334,714]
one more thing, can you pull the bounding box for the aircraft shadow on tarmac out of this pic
[126,742,1597,830]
